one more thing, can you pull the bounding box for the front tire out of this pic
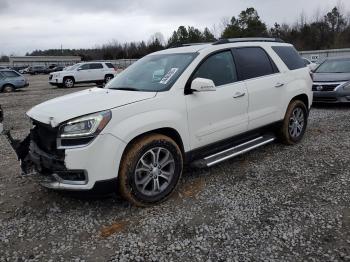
[2,84,15,93]
[63,77,75,88]
[278,100,308,145]
[119,134,183,207]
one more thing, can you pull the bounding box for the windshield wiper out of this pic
[109,87,139,91]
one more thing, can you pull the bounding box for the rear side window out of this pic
[272,46,305,70]
[193,51,237,87]
[232,47,278,81]
[2,71,20,78]
[90,63,103,69]
[105,63,115,69]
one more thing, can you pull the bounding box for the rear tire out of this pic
[2,84,15,93]
[278,100,308,145]
[118,134,183,207]
[104,75,114,84]
[63,77,75,88]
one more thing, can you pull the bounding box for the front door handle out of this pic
[233,92,246,98]
[275,82,285,88]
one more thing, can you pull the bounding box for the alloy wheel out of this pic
[134,147,175,197]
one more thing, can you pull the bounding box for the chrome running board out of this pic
[192,134,276,168]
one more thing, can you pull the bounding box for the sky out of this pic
[0,0,349,55]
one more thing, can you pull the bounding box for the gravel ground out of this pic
[0,75,350,261]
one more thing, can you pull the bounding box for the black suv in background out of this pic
[28,66,47,75]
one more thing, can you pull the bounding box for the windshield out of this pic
[106,53,197,92]
[315,59,350,73]
[67,64,81,71]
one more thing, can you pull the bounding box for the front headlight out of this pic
[59,110,112,138]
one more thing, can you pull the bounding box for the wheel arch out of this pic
[123,127,185,159]
[63,75,75,82]
[291,93,309,110]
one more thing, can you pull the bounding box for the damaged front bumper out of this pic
[2,125,89,190]
[1,108,127,192]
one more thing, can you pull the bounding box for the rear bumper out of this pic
[313,91,350,103]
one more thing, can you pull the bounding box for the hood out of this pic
[313,72,350,83]
[27,88,156,127]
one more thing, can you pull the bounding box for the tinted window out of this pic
[90,63,103,69]
[233,47,278,81]
[272,46,305,70]
[105,63,115,69]
[2,71,20,78]
[315,59,350,73]
[193,51,237,86]
[79,64,90,70]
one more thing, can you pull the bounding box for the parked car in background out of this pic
[28,66,47,75]
[11,66,27,73]
[0,66,8,70]
[45,66,64,74]
[49,62,116,88]
[6,38,312,206]
[312,57,350,103]
[19,67,30,74]
[303,58,317,71]
[0,69,29,92]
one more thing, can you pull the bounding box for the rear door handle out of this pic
[233,92,246,98]
[275,82,285,88]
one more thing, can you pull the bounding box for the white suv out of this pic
[5,38,312,206]
[49,62,116,88]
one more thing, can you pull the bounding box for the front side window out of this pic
[106,53,197,92]
[232,47,278,81]
[193,51,237,87]
[2,71,20,78]
[90,63,103,69]
[315,59,350,73]
[78,64,90,71]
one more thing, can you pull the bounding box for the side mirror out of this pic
[191,78,216,92]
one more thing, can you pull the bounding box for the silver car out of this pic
[312,57,350,103]
[0,69,29,92]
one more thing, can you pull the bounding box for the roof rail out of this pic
[213,38,285,45]
[182,42,213,47]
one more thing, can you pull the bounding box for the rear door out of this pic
[186,50,249,149]
[89,63,104,81]
[232,47,283,130]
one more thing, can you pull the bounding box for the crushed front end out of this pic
[3,120,88,190]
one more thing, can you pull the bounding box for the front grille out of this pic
[31,120,59,154]
[313,97,338,102]
[312,84,338,91]
[49,75,53,80]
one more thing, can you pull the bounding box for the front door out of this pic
[186,51,249,150]
[75,64,92,82]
